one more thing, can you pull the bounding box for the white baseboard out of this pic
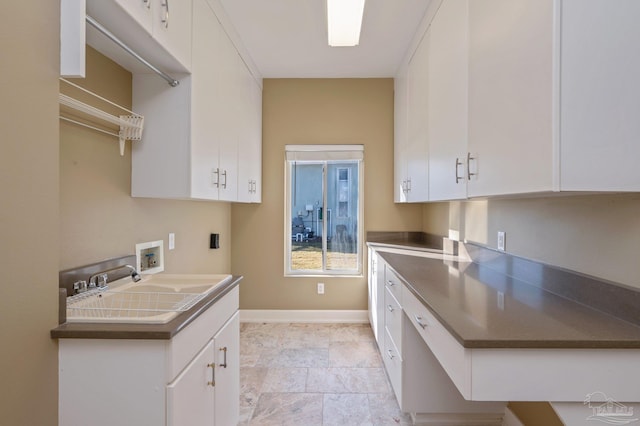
[240,309,369,324]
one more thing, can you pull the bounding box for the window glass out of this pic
[285,146,363,276]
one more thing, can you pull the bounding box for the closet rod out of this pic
[86,15,179,87]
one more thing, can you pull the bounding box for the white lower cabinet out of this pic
[58,286,240,426]
[167,340,215,425]
[367,248,385,346]
[213,313,240,426]
[369,252,505,424]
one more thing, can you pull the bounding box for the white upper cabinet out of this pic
[394,64,409,203]
[397,0,640,201]
[427,0,469,201]
[150,0,193,69]
[559,0,640,191]
[86,0,192,72]
[132,0,262,202]
[467,0,555,197]
[399,29,430,203]
[237,68,263,203]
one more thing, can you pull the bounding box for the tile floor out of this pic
[239,322,412,425]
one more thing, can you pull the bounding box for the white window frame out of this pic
[284,145,364,277]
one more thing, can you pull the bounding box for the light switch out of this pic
[169,233,175,250]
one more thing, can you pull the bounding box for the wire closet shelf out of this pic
[59,78,144,156]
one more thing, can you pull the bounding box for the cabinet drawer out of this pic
[384,265,403,304]
[384,286,402,355]
[383,328,402,401]
[402,284,471,396]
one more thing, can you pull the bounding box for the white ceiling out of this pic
[218,0,432,78]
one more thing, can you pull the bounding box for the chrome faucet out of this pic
[87,264,142,291]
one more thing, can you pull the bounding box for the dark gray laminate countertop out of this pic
[368,236,640,349]
[51,276,242,340]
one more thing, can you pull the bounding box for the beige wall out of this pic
[60,47,231,274]
[0,2,60,425]
[423,193,640,289]
[232,79,422,310]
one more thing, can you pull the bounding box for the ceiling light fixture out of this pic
[327,0,365,47]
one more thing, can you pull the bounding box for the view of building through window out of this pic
[285,146,363,275]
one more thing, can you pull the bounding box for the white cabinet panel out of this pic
[213,312,240,426]
[167,340,215,426]
[151,0,192,68]
[467,0,554,197]
[367,248,385,346]
[237,73,263,203]
[394,67,409,203]
[427,0,469,201]
[405,30,430,202]
[559,0,640,191]
[132,0,261,202]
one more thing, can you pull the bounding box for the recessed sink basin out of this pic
[66,274,232,324]
[114,274,233,295]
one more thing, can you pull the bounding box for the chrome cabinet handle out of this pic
[143,0,151,9]
[414,315,428,329]
[213,168,220,188]
[387,304,394,313]
[207,363,215,386]
[387,279,395,287]
[387,349,395,360]
[219,347,228,368]
[222,170,227,189]
[467,152,476,180]
[455,157,464,184]
[161,0,169,28]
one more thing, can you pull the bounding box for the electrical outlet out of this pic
[497,231,506,251]
[317,282,324,295]
[169,233,175,250]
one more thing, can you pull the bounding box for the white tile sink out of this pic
[66,274,232,324]
[114,274,233,295]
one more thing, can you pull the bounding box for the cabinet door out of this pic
[394,64,409,203]
[166,340,215,426]
[428,0,469,201]
[405,29,430,202]
[468,0,554,197]
[214,312,240,426]
[237,63,262,203]
[215,27,242,202]
[191,0,221,199]
[152,0,192,68]
[368,249,382,344]
[115,0,153,33]
[249,77,263,202]
[559,0,640,191]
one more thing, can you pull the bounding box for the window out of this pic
[285,145,363,276]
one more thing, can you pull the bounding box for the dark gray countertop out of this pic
[368,234,640,349]
[51,276,242,340]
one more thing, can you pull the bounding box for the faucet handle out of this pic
[97,273,109,288]
[73,280,88,294]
